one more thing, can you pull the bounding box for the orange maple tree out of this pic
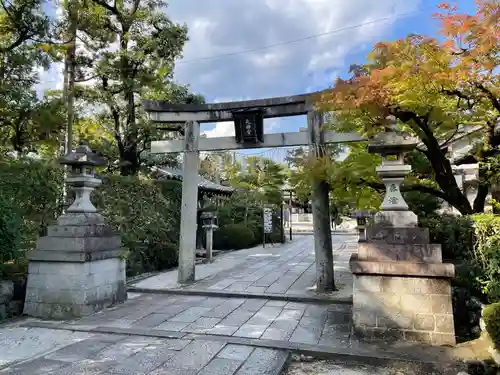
[318,0,499,215]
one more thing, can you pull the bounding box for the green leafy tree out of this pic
[0,0,49,53]
[72,0,190,175]
[0,43,64,155]
[234,156,287,205]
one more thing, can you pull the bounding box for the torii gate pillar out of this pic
[178,120,200,283]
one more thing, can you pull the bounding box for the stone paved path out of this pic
[0,235,459,375]
[131,235,356,300]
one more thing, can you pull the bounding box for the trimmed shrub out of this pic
[420,214,474,261]
[483,302,500,350]
[470,214,500,302]
[218,190,286,246]
[422,213,500,303]
[0,196,22,278]
[93,175,182,276]
[0,158,63,249]
[214,224,257,250]
[404,191,441,218]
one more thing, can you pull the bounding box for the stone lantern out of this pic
[351,211,373,242]
[367,118,419,228]
[23,140,127,320]
[60,140,107,215]
[200,211,218,263]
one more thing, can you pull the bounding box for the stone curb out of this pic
[21,321,464,372]
[269,350,291,375]
[126,287,353,305]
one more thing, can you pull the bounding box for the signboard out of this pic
[233,110,264,144]
[263,207,273,234]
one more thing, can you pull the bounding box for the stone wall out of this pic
[0,280,25,320]
[352,274,455,345]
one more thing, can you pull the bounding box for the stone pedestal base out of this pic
[23,213,127,320]
[374,210,418,228]
[350,226,456,346]
[351,265,455,346]
[24,258,126,319]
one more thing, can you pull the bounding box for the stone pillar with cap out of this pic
[349,119,456,346]
[201,211,218,263]
[23,141,127,319]
[351,211,373,243]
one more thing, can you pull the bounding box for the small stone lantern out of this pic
[367,117,419,227]
[200,211,218,262]
[59,140,107,214]
[351,211,373,242]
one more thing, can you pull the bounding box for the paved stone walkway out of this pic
[131,235,356,300]
[0,235,460,375]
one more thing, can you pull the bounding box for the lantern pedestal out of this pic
[23,142,127,320]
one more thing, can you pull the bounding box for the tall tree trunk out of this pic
[422,139,472,215]
[119,143,140,176]
[472,122,498,214]
[60,6,77,212]
[61,6,77,155]
[473,168,489,214]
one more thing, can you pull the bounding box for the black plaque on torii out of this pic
[232,109,264,145]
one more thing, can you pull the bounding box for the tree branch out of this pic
[440,122,460,149]
[476,83,500,114]
[360,177,448,201]
[90,0,120,16]
[75,74,100,83]
[441,88,475,109]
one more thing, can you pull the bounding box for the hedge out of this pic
[213,191,285,250]
[213,224,257,250]
[0,158,182,278]
[0,158,63,246]
[471,214,500,302]
[0,196,22,278]
[483,302,500,350]
[93,175,182,276]
[423,213,500,303]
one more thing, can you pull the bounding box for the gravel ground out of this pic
[283,355,458,375]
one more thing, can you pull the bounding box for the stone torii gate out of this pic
[142,93,363,291]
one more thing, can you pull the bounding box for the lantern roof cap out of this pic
[367,116,419,155]
[200,211,216,219]
[59,140,107,167]
[367,132,419,155]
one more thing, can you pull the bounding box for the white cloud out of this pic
[36,0,422,118]
[202,118,281,138]
[202,122,235,138]
[168,0,420,101]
